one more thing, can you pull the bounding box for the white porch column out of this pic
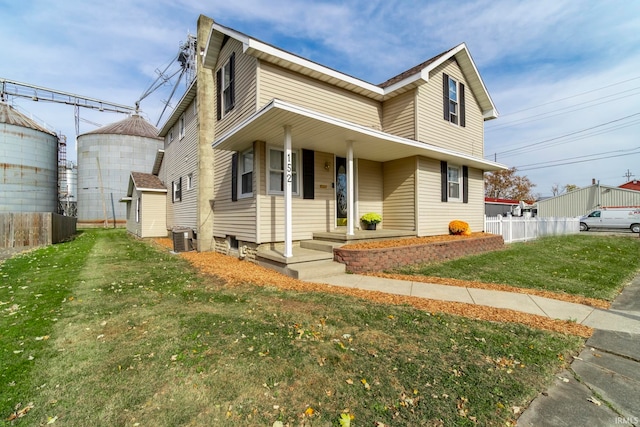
[347,140,355,236]
[284,125,293,257]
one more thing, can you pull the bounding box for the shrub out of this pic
[449,220,471,235]
[361,212,382,224]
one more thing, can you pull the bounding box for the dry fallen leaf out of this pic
[587,396,602,406]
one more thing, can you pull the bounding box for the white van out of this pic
[579,207,640,233]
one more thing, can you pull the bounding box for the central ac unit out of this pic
[172,228,193,252]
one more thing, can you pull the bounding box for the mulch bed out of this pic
[152,237,593,338]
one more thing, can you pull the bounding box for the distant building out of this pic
[619,179,640,192]
[535,183,640,217]
[485,197,535,217]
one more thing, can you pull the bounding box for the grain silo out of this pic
[0,102,59,213]
[76,114,162,227]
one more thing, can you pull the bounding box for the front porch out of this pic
[255,228,417,280]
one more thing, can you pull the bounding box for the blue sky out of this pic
[1,0,639,196]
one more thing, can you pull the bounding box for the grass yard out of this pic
[395,234,640,301]
[1,229,583,426]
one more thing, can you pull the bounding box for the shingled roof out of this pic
[378,46,457,88]
[83,114,161,139]
[131,172,166,191]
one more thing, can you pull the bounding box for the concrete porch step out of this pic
[287,259,346,280]
[300,239,344,253]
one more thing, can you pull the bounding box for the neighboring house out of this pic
[619,179,640,192]
[535,183,640,217]
[123,171,167,238]
[154,14,505,262]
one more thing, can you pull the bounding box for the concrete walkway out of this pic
[306,272,640,426]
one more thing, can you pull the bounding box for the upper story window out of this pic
[216,52,236,120]
[172,177,182,203]
[187,173,193,191]
[268,147,298,195]
[239,149,253,197]
[179,113,186,139]
[168,130,174,144]
[443,73,465,127]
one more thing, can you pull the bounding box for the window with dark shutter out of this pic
[216,68,222,121]
[302,149,315,199]
[217,52,236,120]
[462,166,469,203]
[459,83,466,128]
[442,74,450,122]
[440,161,448,202]
[231,152,238,202]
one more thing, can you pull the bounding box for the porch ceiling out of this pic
[212,99,506,171]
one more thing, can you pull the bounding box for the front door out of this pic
[336,157,347,226]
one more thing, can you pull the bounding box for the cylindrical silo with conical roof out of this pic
[0,102,59,213]
[77,114,163,227]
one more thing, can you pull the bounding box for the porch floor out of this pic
[312,228,416,243]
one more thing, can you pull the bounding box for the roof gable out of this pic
[201,17,497,118]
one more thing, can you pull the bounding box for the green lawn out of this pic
[1,229,583,426]
[395,234,640,301]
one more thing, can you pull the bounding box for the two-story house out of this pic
[147,14,505,273]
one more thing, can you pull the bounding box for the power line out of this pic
[486,88,640,132]
[492,75,640,119]
[515,147,640,168]
[490,112,640,158]
[517,150,640,172]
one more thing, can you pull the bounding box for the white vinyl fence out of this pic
[484,215,580,243]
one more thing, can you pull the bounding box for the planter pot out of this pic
[364,223,377,230]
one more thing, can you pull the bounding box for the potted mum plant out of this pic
[360,212,382,230]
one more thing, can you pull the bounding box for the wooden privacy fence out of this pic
[0,213,77,257]
[484,215,580,243]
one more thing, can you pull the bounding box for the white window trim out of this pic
[135,197,140,223]
[168,130,174,144]
[447,164,462,202]
[448,76,459,126]
[267,146,300,196]
[187,173,193,191]
[173,179,182,202]
[179,113,186,140]
[239,148,253,198]
[220,58,233,118]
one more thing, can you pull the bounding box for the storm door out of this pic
[335,156,347,226]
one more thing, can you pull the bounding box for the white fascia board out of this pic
[213,99,507,171]
[381,70,429,95]
[136,188,167,193]
[243,38,384,96]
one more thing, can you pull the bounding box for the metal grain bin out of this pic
[76,115,163,227]
[0,102,59,213]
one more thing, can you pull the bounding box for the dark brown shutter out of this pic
[462,166,469,203]
[216,68,222,121]
[178,177,182,201]
[171,181,175,203]
[441,161,448,202]
[442,73,450,122]
[228,52,236,111]
[231,152,238,202]
[302,149,315,199]
[459,83,466,127]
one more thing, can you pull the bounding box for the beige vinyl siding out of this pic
[212,148,257,242]
[258,62,382,129]
[215,39,258,137]
[164,97,199,230]
[257,149,335,242]
[382,91,415,139]
[356,159,383,228]
[382,157,415,230]
[416,157,484,236]
[141,192,167,238]
[416,60,484,157]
